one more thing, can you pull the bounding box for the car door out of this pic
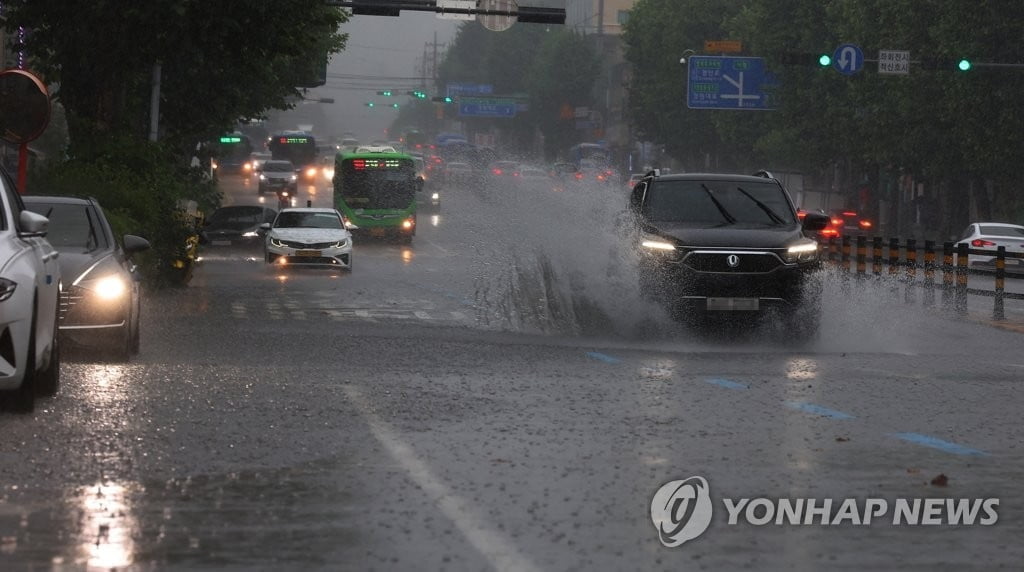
[2,175,60,356]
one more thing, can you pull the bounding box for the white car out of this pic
[0,178,61,412]
[955,222,1024,274]
[262,208,353,271]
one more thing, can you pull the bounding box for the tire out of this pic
[36,306,61,397]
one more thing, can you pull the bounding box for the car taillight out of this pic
[574,172,583,180]
[859,220,872,228]
[797,210,807,219]
[831,218,843,226]
[821,228,840,237]
[597,174,606,181]
[841,211,858,217]
[492,168,502,175]
[971,239,996,247]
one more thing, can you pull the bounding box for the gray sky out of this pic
[302,12,461,143]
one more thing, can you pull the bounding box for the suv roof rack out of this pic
[752,169,775,179]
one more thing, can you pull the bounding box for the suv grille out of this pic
[682,251,783,273]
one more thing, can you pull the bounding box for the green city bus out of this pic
[333,150,420,242]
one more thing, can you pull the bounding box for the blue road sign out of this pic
[687,56,777,110]
[832,43,864,75]
[446,83,494,97]
[458,97,516,118]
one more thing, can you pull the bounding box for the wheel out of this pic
[35,302,61,397]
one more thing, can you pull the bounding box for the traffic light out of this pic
[391,103,400,109]
[431,96,454,104]
[365,102,375,107]
[958,58,972,71]
[408,90,427,99]
[778,52,832,67]
[818,54,832,66]
[377,90,393,96]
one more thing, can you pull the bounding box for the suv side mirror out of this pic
[123,234,151,255]
[802,211,830,232]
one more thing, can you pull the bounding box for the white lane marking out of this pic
[342,385,540,572]
[423,238,451,256]
[413,310,432,320]
[450,311,468,322]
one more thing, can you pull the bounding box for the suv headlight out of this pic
[785,240,819,263]
[640,235,676,252]
[0,277,16,302]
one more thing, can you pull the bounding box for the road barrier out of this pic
[824,237,1024,322]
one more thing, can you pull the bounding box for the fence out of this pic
[825,236,1024,322]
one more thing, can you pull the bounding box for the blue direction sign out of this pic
[687,56,777,110]
[446,82,494,97]
[458,97,516,118]
[832,43,864,75]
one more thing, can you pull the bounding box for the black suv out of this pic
[627,171,830,338]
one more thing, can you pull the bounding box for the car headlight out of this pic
[431,192,440,200]
[0,277,16,302]
[306,167,317,178]
[259,174,266,181]
[332,238,351,249]
[640,234,677,252]
[290,174,298,181]
[270,237,287,248]
[88,275,127,300]
[785,240,819,263]
[242,231,259,238]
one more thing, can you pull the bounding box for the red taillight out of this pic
[513,172,520,177]
[492,168,502,175]
[841,211,858,217]
[971,239,996,247]
[797,210,807,219]
[597,174,606,181]
[353,159,365,170]
[574,172,583,180]
[821,228,840,237]
[831,218,843,226]
[859,220,872,228]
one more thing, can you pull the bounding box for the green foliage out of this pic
[27,136,221,287]
[526,30,600,158]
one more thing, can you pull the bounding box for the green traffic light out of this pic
[392,103,399,109]
[444,97,453,103]
[366,102,375,107]
[818,54,832,66]
[958,59,971,71]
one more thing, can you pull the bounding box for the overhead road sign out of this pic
[878,50,910,75]
[704,40,742,53]
[458,97,517,118]
[687,56,777,110]
[833,43,864,75]
[447,82,494,97]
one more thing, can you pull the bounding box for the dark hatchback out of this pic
[201,205,277,248]
[23,196,150,359]
[628,172,830,338]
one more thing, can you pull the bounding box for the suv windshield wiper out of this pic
[700,184,737,224]
[735,186,787,225]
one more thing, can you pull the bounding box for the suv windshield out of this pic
[643,180,796,225]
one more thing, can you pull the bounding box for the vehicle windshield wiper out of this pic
[700,184,737,224]
[735,186,787,225]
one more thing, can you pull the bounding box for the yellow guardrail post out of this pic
[888,237,900,298]
[994,246,1006,321]
[841,235,852,293]
[855,235,867,277]
[872,236,883,277]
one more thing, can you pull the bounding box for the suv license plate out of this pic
[295,250,320,257]
[707,297,759,311]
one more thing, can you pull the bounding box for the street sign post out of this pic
[878,50,910,75]
[687,56,777,110]
[458,97,517,118]
[436,0,475,20]
[833,43,864,75]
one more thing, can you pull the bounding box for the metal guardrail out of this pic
[825,236,1024,321]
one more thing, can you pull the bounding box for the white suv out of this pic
[0,173,61,412]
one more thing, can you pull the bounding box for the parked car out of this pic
[262,208,353,271]
[955,222,1024,274]
[24,196,150,361]
[257,160,298,196]
[201,205,277,249]
[0,180,61,412]
[629,171,829,340]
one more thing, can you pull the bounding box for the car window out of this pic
[24,202,110,251]
[979,225,1024,238]
[957,225,975,241]
[643,180,795,225]
[0,168,22,232]
[208,206,267,225]
[274,211,343,229]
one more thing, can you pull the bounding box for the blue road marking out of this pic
[585,352,622,364]
[785,401,855,420]
[704,378,749,390]
[890,432,989,456]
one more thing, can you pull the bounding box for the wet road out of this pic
[1,175,1023,570]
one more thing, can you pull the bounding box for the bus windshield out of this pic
[337,156,417,210]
